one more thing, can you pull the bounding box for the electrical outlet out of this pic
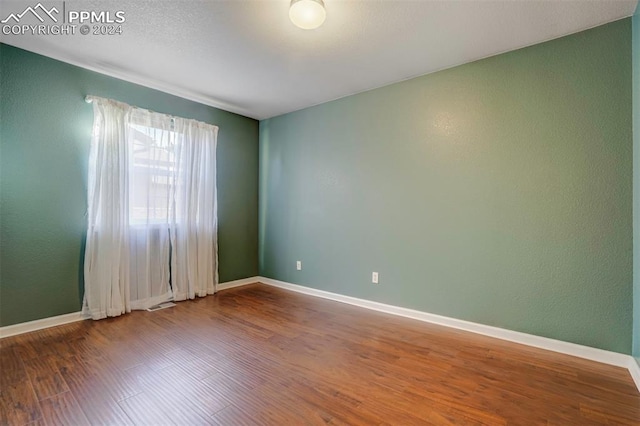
[372,272,379,284]
[296,261,302,271]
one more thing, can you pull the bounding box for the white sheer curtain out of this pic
[171,119,219,300]
[127,110,174,310]
[83,96,218,320]
[83,99,131,319]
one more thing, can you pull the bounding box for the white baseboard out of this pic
[257,276,640,393]
[0,311,85,339]
[628,357,640,391]
[217,276,260,291]
[0,276,260,339]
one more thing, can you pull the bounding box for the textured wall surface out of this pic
[260,19,633,354]
[0,44,259,326]
[633,8,640,362]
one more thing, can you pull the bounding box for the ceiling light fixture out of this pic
[289,0,326,30]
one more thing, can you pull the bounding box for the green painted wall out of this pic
[0,44,259,326]
[633,6,640,363]
[260,19,633,354]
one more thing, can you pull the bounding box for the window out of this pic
[84,96,219,319]
[129,122,182,225]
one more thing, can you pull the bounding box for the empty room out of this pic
[2,0,640,424]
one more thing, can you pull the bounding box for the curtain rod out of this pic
[85,95,168,115]
[85,95,111,104]
[84,95,219,131]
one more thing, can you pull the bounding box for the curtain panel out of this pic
[83,96,218,320]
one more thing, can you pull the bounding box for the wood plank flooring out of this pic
[1,283,639,425]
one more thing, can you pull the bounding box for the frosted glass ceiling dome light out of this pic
[289,0,326,30]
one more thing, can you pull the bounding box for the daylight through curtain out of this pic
[83,96,218,320]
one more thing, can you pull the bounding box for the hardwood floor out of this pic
[1,283,639,425]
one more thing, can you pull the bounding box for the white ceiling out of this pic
[1,0,637,119]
